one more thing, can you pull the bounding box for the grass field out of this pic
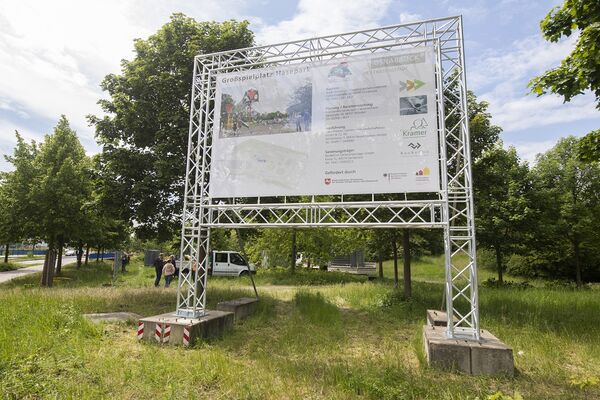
[0,261,26,272]
[1,256,599,399]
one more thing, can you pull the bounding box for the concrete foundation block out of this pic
[423,325,472,373]
[470,329,514,376]
[216,297,258,322]
[426,309,458,327]
[423,325,515,376]
[138,310,234,346]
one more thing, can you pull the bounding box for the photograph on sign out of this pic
[210,46,440,198]
[219,76,312,138]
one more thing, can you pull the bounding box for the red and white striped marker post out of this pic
[154,323,162,343]
[182,326,190,347]
[137,322,144,340]
[163,324,171,344]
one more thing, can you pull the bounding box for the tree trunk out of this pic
[85,245,90,265]
[495,245,503,284]
[41,247,56,287]
[101,248,104,262]
[55,241,64,275]
[4,243,8,264]
[403,229,412,298]
[392,239,399,288]
[574,238,582,288]
[96,248,100,262]
[378,253,384,279]
[40,251,48,286]
[290,229,297,274]
[76,241,83,269]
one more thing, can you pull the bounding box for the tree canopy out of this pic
[90,14,254,240]
[529,0,600,162]
[474,144,532,283]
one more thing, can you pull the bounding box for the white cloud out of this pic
[504,139,556,164]
[254,0,392,45]
[399,12,422,24]
[470,35,577,93]
[447,4,488,21]
[0,119,40,172]
[484,93,598,132]
[0,1,152,154]
[0,0,240,165]
[0,0,395,149]
[470,34,599,133]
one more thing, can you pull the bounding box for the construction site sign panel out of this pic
[209,46,439,198]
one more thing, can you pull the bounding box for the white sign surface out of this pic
[209,46,439,197]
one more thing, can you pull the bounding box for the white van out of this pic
[209,251,256,277]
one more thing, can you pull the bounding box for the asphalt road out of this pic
[0,256,78,284]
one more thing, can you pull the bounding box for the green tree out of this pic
[90,14,254,240]
[0,133,38,262]
[474,144,532,283]
[529,0,600,162]
[529,137,600,286]
[31,116,91,283]
[79,155,131,268]
[578,129,600,163]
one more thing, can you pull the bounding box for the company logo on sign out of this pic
[402,118,428,138]
[324,178,332,185]
[408,142,422,149]
[399,80,425,92]
[416,167,431,176]
[328,62,352,78]
[411,118,428,130]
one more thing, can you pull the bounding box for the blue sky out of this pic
[1,0,598,170]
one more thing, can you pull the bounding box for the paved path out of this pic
[0,256,77,284]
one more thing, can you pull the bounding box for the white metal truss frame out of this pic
[177,16,480,340]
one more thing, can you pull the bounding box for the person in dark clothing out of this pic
[170,255,178,276]
[153,253,165,287]
[121,252,129,273]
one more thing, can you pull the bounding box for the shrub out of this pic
[482,277,532,289]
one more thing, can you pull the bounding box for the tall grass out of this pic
[0,256,599,399]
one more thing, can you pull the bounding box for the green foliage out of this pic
[527,137,600,284]
[529,0,600,162]
[474,144,532,282]
[529,0,600,107]
[467,92,503,162]
[570,374,599,389]
[485,391,523,400]
[28,116,90,247]
[0,262,19,272]
[578,128,600,163]
[90,14,254,240]
[481,278,533,290]
[1,117,130,277]
[245,228,369,269]
[0,133,38,247]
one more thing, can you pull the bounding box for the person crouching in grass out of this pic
[162,258,176,288]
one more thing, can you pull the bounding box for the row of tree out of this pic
[2,3,596,290]
[0,117,129,286]
[85,10,599,290]
[210,92,600,289]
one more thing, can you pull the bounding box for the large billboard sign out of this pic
[209,46,439,198]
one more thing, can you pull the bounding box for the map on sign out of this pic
[209,46,440,198]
